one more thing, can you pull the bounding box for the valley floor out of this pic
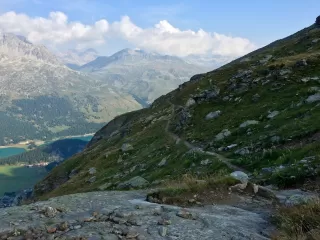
[0,190,273,240]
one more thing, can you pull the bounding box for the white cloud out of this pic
[111,16,256,57]
[0,11,256,57]
[0,11,109,48]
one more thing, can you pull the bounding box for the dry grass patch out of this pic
[273,199,320,239]
[147,172,240,207]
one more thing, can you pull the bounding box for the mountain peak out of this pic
[0,32,61,65]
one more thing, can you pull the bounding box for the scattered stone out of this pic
[234,147,250,156]
[239,120,259,128]
[259,55,273,64]
[159,226,167,237]
[251,93,260,102]
[215,129,231,141]
[176,210,196,220]
[121,143,134,152]
[296,59,308,67]
[87,176,96,183]
[270,135,281,143]
[117,176,149,189]
[158,158,167,167]
[59,222,69,231]
[44,206,57,218]
[279,69,291,76]
[230,171,249,183]
[46,226,57,234]
[200,159,212,166]
[73,225,82,230]
[312,38,320,43]
[224,144,238,150]
[306,93,320,103]
[185,98,196,107]
[267,111,279,119]
[285,194,318,207]
[205,110,221,120]
[88,167,96,175]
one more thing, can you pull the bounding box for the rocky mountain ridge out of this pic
[36,21,320,200]
[77,48,207,104]
[0,33,142,145]
[57,48,99,66]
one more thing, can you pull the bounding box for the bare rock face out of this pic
[0,191,273,239]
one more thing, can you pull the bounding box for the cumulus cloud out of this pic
[0,11,256,57]
[0,11,109,48]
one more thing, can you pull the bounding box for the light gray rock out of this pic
[234,147,250,156]
[215,129,231,141]
[117,176,149,189]
[252,93,260,102]
[306,93,320,103]
[296,59,307,67]
[259,55,273,64]
[186,98,196,107]
[239,120,259,128]
[276,189,318,206]
[158,158,167,167]
[270,136,281,143]
[0,191,272,239]
[205,110,221,120]
[230,171,249,183]
[267,111,279,119]
[88,167,96,175]
[121,143,134,152]
[200,159,212,166]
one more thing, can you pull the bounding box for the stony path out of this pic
[0,191,272,239]
[165,101,248,173]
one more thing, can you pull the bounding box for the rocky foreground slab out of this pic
[0,191,273,240]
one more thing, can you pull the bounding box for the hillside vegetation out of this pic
[36,23,320,199]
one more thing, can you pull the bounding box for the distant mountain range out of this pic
[56,48,99,66]
[0,32,141,145]
[67,48,207,104]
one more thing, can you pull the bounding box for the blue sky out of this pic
[0,0,319,57]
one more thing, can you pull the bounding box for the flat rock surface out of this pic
[0,191,272,239]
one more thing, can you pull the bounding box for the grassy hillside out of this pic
[35,23,320,199]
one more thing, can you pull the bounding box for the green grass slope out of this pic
[35,23,320,199]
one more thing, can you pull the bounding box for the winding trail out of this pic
[165,100,249,173]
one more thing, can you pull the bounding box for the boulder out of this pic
[270,135,281,143]
[267,111,279,119]
[158,158,167,167]
[117,176,149,189]
[230,171,249,184]
[200,159,212,166]
[296,59,308,67]
[205,110,221,120]
[251,93,260,102]
[186,98,196,107]
[306,93,320,103]
[89,167,96,175]
[215,129,231,141]
[234,147,250,156]
[121,143,133,152]
[239,120,259,128]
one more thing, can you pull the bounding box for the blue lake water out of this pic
[0,147,26,158]
[0,135,93,159]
